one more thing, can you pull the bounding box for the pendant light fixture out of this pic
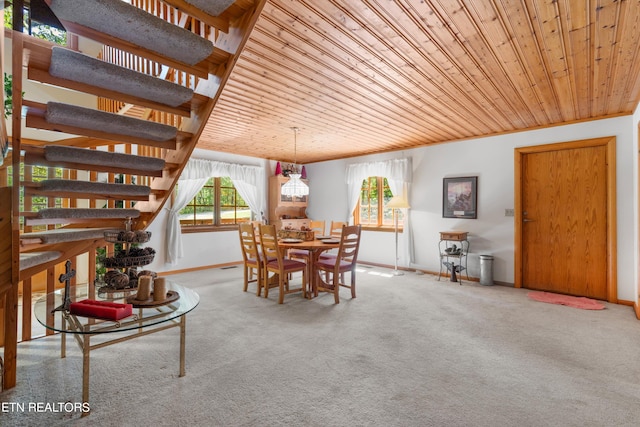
[281,127,309,198]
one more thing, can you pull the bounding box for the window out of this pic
[179,177,250,229]
[355,176,403,229]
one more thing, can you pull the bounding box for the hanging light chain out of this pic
[291,126,299,172]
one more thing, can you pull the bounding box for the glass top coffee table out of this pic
[34,281,199,416]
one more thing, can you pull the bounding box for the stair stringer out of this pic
[134,0,269,228]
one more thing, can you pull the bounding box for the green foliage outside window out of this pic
[4,3,66,118]
[357,176,398,228]
[4,73,16,119]
[4,4,67,45]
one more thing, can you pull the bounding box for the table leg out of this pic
[306,249,314,298]
[179,315,186,377]
[81,334,90,417]
[61,316,66,359]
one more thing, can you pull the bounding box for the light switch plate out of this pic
[505,209,515,217]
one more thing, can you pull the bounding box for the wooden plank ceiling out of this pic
[197,0,640,164]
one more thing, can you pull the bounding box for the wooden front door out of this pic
[515,137,617,301]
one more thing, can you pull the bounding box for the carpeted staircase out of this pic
[2,0,267,390]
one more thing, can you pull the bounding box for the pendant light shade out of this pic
[281,173,309,197]
[281,127,309,198]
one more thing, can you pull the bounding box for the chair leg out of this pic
[278,275,285,304]
[264,268,270,298]
[333,271,340,304]
[351,271,356,298]
[243,266,249,292]
[315,268,327,297]
[256,267,262,297]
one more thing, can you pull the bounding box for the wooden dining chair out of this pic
[310,220,326,236]
[313,224,361,304]
[259,224,307,303]
[238,223,264,296]
[329,221,346,238]
[318,221,347,263]
[289,219,326,264]
[250,220,263,234]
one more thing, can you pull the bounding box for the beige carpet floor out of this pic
[2,265,640,426]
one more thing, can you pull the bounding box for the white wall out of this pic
[149,117,637,301]
[306,115,637,301]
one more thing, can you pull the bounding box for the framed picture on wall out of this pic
[443,176,477,219]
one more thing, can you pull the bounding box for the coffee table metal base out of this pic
[60,310,187,417]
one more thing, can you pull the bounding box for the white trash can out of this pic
[479,255,494,286]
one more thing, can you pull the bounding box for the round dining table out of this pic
[278,238,340,296]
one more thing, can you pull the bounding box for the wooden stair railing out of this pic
[1,0,268,391]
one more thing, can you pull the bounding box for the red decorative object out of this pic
[70,299,133,320]
[275,162,282,175]
[300,165,307,179]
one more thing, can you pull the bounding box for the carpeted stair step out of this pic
[49,47,194,108]
[24,208,140,226]
[44,101,177,141]
[48,0,223,77]
[20,228,112,247]
[24,180,151,201]
[19,251,62,271]
[22,38,205,118]
[23,145,166,177]
[23,101,186,150]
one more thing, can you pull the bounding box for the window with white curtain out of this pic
[178,177,250,229]
[165,158,265,264]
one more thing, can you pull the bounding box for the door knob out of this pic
[523,219,534,222]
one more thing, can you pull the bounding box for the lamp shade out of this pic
[281,173,309,198]
[387,195,410,209]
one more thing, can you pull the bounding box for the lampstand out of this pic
[387,195,410,276]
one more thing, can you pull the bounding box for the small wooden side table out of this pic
[438,231,469,283]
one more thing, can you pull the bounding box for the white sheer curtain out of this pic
[166,177,210,264]
[345,157,414,264]
[165,158,265,264]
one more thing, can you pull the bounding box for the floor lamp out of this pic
[387,195,410,276]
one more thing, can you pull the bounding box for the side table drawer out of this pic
[440,231,468,241]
